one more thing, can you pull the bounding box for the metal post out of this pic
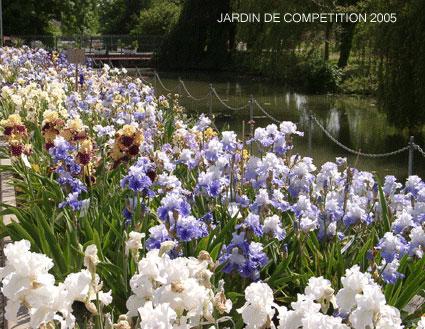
[308,112,313,157]
[75,63,79,92]
[249,95,254,132]
[408,135,414,176]
[242,120,246,145]
[153,73,157,91]
[249,95,254,153]
[208,84,213,118]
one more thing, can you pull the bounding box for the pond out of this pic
[141,71,425,180]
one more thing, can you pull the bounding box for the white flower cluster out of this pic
[0,240,112,328]
[1,78,68,120]
[239,265,402,329]
[336,265,402,329]
[237,282,276,328]
[126,246,231,329]
[125,231,145,257]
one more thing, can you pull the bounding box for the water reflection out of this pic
[152,73,425,179]
[326,109,340,135]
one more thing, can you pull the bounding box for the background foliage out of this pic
[2,0,425,127]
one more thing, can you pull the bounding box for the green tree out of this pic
[336,0,362,68]
[3,0,99,36]
[60,0,100,34]
[131,0,181,36]
[99,0,151,34]
[3,0,62,35]
[158,0,234,70]
[373,0,425,130]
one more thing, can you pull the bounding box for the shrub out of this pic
[131,1,181,36]
[300,56,342,93]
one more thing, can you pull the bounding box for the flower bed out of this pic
[0,47,424,329]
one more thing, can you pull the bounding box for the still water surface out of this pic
[149,72,425,179]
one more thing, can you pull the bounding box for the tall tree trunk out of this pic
[158,0,231,70]
[337,23,356,67]
[123,0,150,33]
[158,0,208,69]
[336,0,359,67]
[205,0,232,68]
[228,21,237,52]
[324,23,332,61]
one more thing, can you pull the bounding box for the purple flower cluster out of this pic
[145,224,172,250]
[373,175,425,283]
[120,157,156,197]
[49,136,81,175]
[156,192,208,244]
[219,231,268,281]
[121,162,209,249]
[49,136,88,211]
[176,216,208,242]
[250,122,303,156]
[8,46,425,289]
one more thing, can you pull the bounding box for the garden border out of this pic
[0,158,29,329]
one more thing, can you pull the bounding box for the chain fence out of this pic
[211,88,250,111]
[92,62,425,174]
[414,143,425,158]
[178,79,210,101]
[253,100,281,124]
[149,71,423,166]
[153,72,179,93]
[310,114,410,158]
